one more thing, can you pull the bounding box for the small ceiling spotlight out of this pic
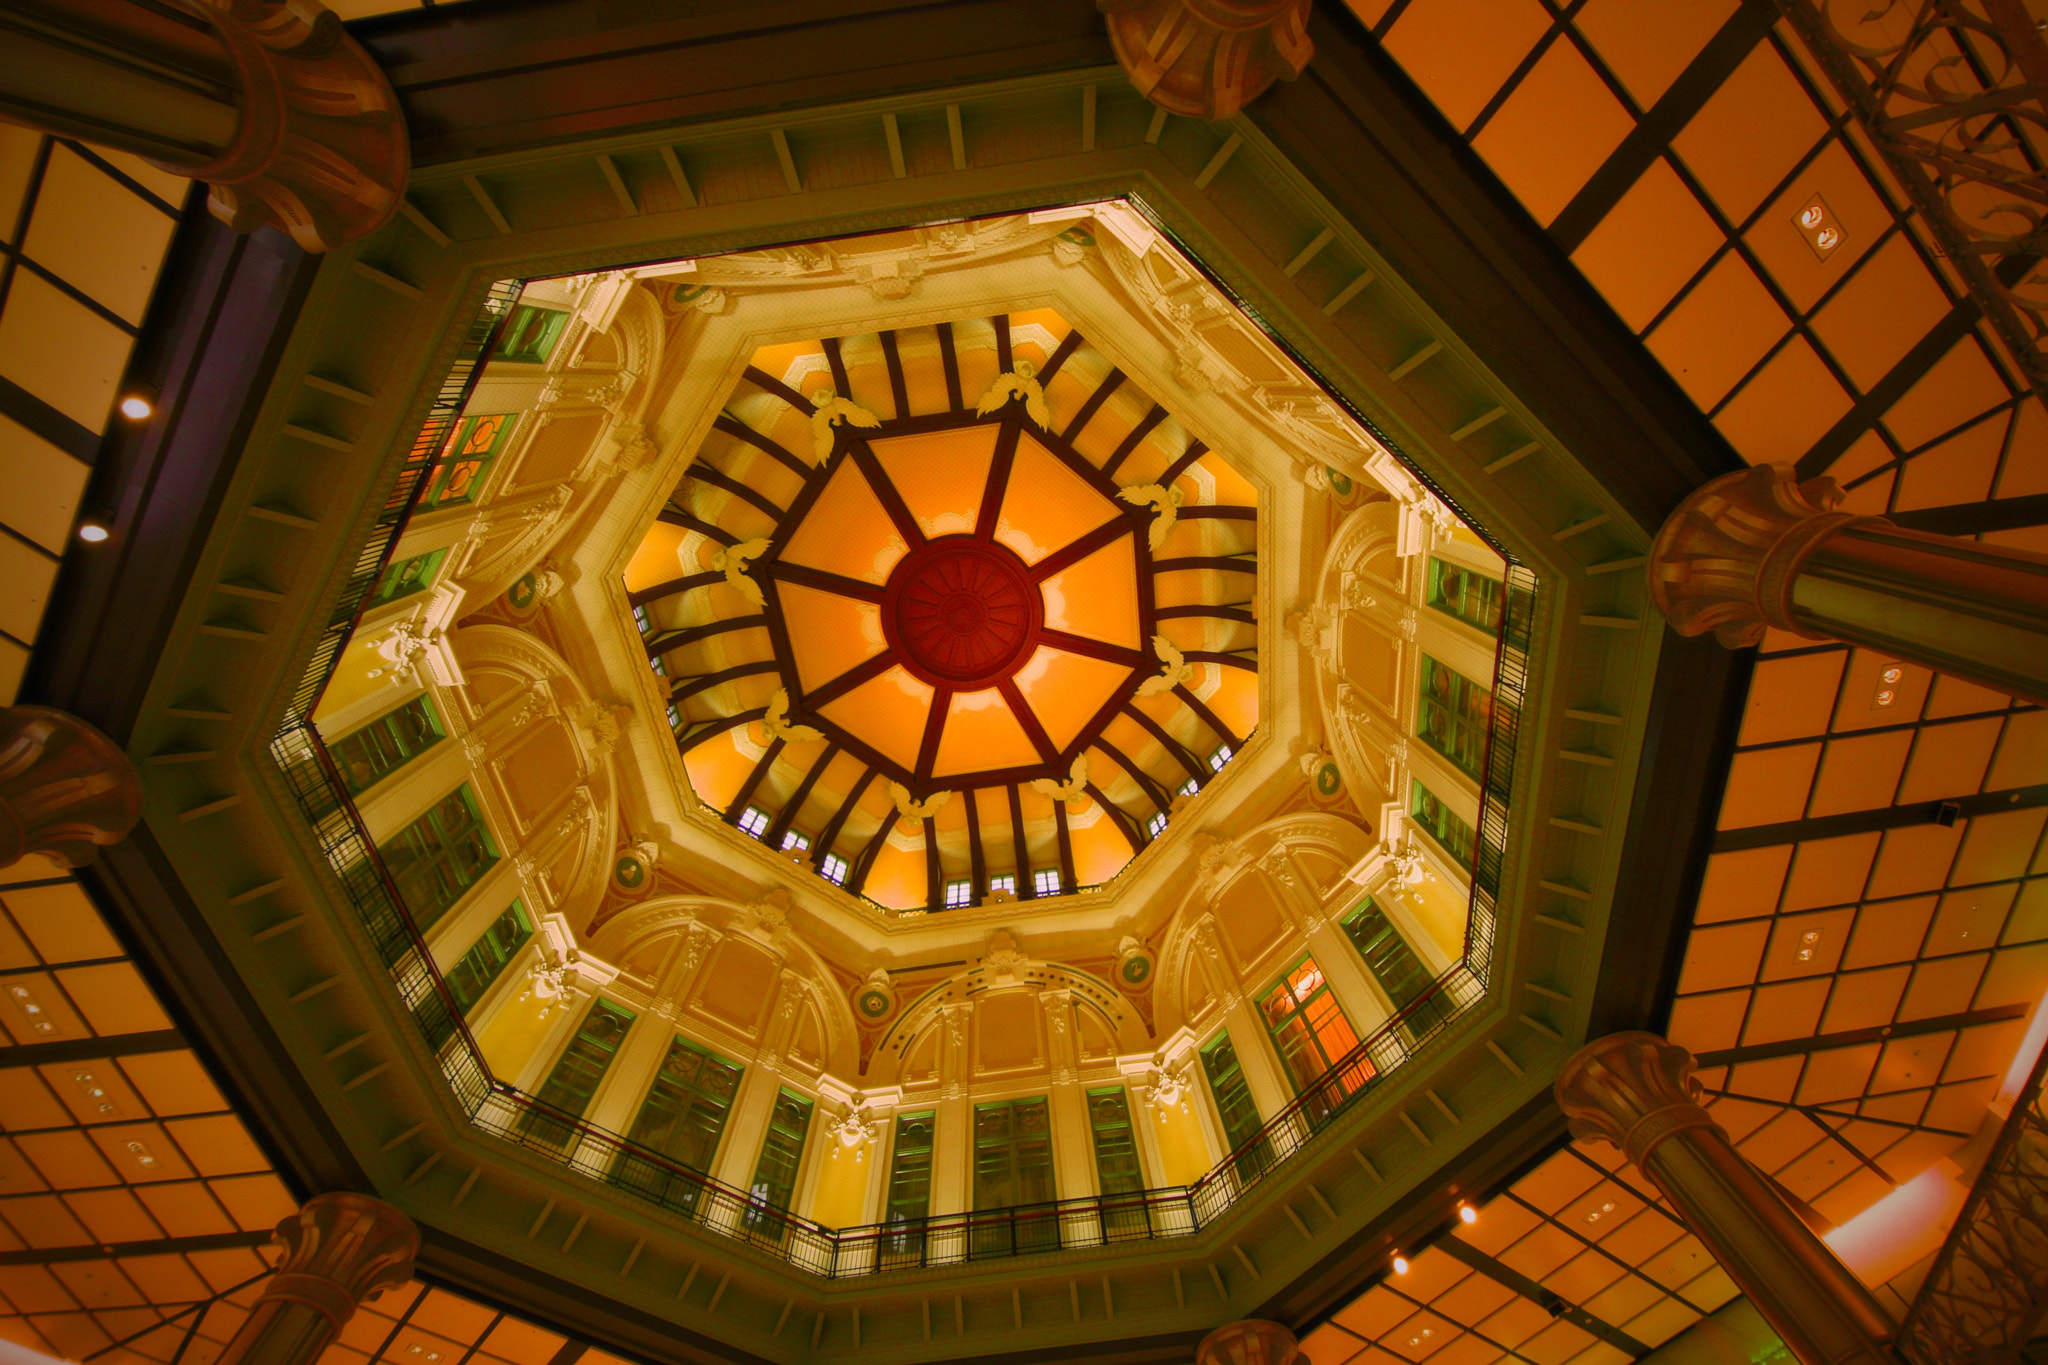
[1391,1253,1410,1275]
[119,394,153,420]
[1458,1203,1478,1225]
[78,522,110,543]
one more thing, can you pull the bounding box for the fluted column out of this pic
[1648,462,2048,704]
[0,0,406,252]
[217,1193,418,1365]
[1195,1319,1300,1365]
[0,707,141,870]
[1557,1033,1895,1365]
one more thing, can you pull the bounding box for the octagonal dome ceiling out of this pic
[627,308,1260,911]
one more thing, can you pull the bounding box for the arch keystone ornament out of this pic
[1557,1033,1896,1365]
[217,1192,418,1365]
[1099,0,1313,119]
[1648,461,2048,704]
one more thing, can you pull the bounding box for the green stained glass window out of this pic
[1200,1033,1263,1153]
[971,1096,1056,1256]
[1343,897,1451,1035]
[973,1097,1055,1209]
[749,1088,814,1216]
[1426,557,1504,635]
[1087,1088,1142,1196]
[423,412,516,509]
[380,785,496,930]
[490,304,570,364]
[331,694,443,794]
[445,899,532,1014]
[627,1036,743,1176]
[1410,778,1477,865]
[368,547,448,606]
[1417,654,1491,780]
[524,998,634,1146]
[886,1111,936,1224]
[1258,956,1361,1094]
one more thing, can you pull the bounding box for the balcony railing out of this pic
[1896,1036,2048,1364]
[264,273,1541,1281]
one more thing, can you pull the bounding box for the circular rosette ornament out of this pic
[852,969,899,1026]
[1115,935,1157,994]
[1302,752,1345,807]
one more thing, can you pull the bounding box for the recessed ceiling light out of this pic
[1458,1203,1477,1225]
[119,395,153,420]
[78,523,110,543]
[1392,1253,1410,1274]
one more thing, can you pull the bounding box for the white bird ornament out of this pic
[810,386,880,461]
[1028,755,1091,810]
[975,359,1051,428]
[1118,482,1185,551]
[712,537,770,607]
[760,688,824,745]
[887,781,953,831]
[1137,634,1195,697]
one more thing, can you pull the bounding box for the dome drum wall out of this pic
[84,69,1696,1362]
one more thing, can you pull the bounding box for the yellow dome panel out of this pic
[1015,645,1134,753]
[780,581,885,696]
[817,663,933,773]
[781,456,909,585]
[871,425,999,539]
[932,689,1042,778]
[994,432,1121,565]
[1040,531,1139,649]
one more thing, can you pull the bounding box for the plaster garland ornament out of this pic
[1136,633,1195,696]
[809,387,881,460]
[735,888,792,945]
[886,781,952,831]
[514,677,558,728]
[711,537,770,607]
[1118,482,1185,550]
[760,688,825,745]
[975,361,1051,427]
[1027,754,1091,810]
[1149,1057,1195,1113]
[826,1099,883,1157]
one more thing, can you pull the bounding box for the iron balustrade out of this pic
[1897,1036,2048,1365]
[261,271,1541,1282]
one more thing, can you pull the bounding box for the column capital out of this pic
[0,707,142,870]
[1099,0,1313,120]
[176,0,409,251]
[1647,462,1876,647]
[1195,1319,1300,1365]
[262,1193,418,1328]
[1555,1032,1723,1168]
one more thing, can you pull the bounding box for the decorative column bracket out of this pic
[1771,0,2048,398]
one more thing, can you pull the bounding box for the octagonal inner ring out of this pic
[881,536,1044,690]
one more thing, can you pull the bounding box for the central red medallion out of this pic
[882,536,1044,690]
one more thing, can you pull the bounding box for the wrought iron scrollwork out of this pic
[1896,1038,2048,1364]
[1775,0,2048,393]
